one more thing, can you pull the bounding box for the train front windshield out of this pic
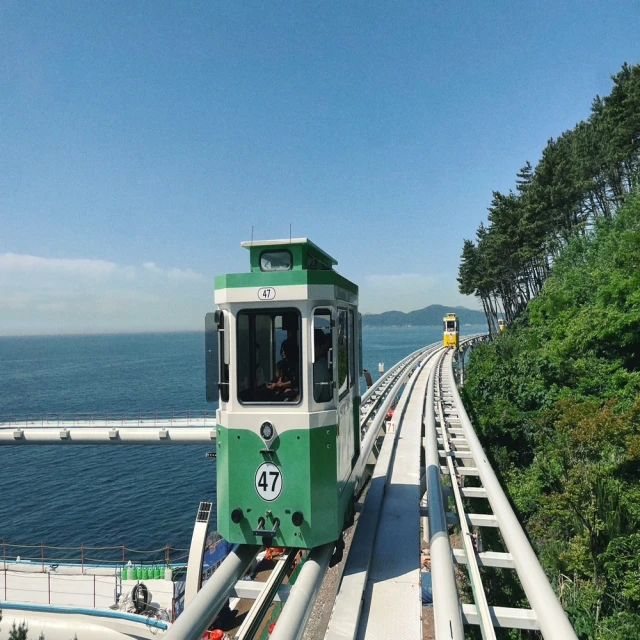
[236,310,302,404]
[446,320,456,331]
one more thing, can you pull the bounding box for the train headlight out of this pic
[231,508,243,524]
[260,421,275,441]
[292,511,304,526]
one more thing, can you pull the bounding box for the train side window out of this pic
[205,313,221,402]
[337,308,349,398]
[313,309,333,403]
[236,310,301,404]
[216,311,229,403]
[358,313,363,376]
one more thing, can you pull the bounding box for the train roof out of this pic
[215,237,357,297]
[240,238,338,273]
[240,238,338,269]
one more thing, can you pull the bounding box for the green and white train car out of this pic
[206,238,362,549]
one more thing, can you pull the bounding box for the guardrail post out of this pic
[48,571,51,604]
[166,542,170,565]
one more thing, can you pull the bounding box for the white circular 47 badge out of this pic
[255,462,283,501]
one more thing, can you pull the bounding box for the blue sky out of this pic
[1,1,639,334]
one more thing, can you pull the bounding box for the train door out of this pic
[336,306,355,495]
[312,309,334,405]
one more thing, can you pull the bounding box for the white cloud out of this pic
[0,253,211,335]
[38,301,68,311]
[143,261,205,282]
[0,253,205,283]
[0,293,32,310]
[0,253,118,277]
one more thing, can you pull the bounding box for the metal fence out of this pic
[1,540,190,570]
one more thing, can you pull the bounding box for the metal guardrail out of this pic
[443,350,578,639]
[0,412,217,427]
[0,421,217,445]
[327,335,577,640]
[424,350,464,639]
[1,540,188,568]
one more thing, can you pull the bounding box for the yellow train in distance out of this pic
[498,318,505,333]
[443,313,459,348]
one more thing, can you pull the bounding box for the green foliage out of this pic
[596,612,640,639]
[463,191,640,636]
[8,621,29,640]
[0,609,78,639]
[459,62,640,334]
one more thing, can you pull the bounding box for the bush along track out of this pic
[461,191,640,639]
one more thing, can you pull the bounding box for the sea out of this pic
[0,326,484,564]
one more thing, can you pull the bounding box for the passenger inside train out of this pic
[267,339,299,400]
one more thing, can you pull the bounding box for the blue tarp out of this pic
[202,539,232,571]
[421,571,433,605]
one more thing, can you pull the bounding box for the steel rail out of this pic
[446,353,578,639]
[437,352,495,639]
[164,347,433,640]
[355,345,440,495]
[359,344,435,427]
[326,348,444,640]
[361,343,435,404]
[323,396,403,640]
[276,348,437,640]
[424,350,465,640]
[163,544,260,640]
[269,543,335,640]
[235,548,299,640]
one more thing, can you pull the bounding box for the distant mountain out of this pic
[362,305,486,327]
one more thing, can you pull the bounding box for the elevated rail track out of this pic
[0,337,578,639]
[0,415,217,445]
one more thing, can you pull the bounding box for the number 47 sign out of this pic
[255,462,283,501]
[257,288,276,300]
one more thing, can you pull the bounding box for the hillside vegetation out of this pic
[458,62,640,639]
[458,62,640,336]
[463,187,640,638]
